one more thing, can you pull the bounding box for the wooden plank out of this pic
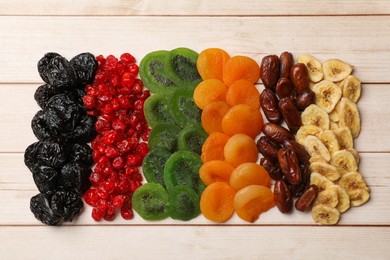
[0,16,390,83]
[0,83,386,152]
[0,152,386,225]
[0,226,389,259]
[0,0,390,16]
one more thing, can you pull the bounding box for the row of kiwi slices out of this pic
[132,48,208,221]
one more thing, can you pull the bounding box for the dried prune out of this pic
[68,115,97,143]
[61,162,91,194]
[70,52,98,85]
[69,143,93,166]
[34,84,63,109]
[36,139,70,168]
[38,53,77,88]
[32,165,59,193]
[30,192,61,225]
[24,142,41,171]
[50,189,83,221]
[31,111,52,141]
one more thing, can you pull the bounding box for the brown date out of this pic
[274,179,293,213]
[290,163,310,197]
[279,97,302,133]
[278,148,301,185]
[279,51,294,79]
[283,139,311,166]
[260,89,282,124]
[260,55,280,90]
[296,88,315,111]
[275,77,295,99]
[290,63,310,94]
[295,185,319,211]
[262,123,295,143]
[256,136,280,158]
[260,157,283,180]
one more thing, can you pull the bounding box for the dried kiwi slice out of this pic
[139,50,179,94]
[148,123,181,152]
[168,185,200,221]
[163,151,202,192]
[142,147,172,188]
[178,125,208,155]
[132,183,169,221]
[169,88,201,128]
[144,93,175,128]
[164,48,202,88]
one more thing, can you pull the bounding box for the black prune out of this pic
[61,162,91,194]
[38,54,77,88]
[24,142,41,171]
[30,192,61,225]
[50,190,83,222]
[68,115,97,143]
[70,52,98,85]
[31,111,52,141]
[36,139,70,168]
[34,84,63,109]
[69,143,93,166]
[32,165,59,193]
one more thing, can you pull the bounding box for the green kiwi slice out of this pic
[139,50,179,94]
[142,147,172,188]
[164,48,202,88]
[148,123,181,152]
[144,93,175,128]
[178,125,208,155]
[163,151,202,192]
[168,185,200,221]
[132,183,169,221]
[169,88,201,128]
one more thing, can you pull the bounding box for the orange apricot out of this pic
[234,185,275,222]
[196,48,231,81]
[222,56,260,86]
[221,104,263,138]
[229,162,271,191]
[200,182,236,223]
[201,132,230,163]
[225,79,260,109]
[201,101,231,134]
[223,134,258,167]
[199,160,235,186]
[193,79,227,110]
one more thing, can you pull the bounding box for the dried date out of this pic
[279,51,294,79]
[278,148,301,185]
[295,88,315,111]
[256,136,280,158]
[260,55,280,90]
[262,123,295,143]
[274,179,293,213]
[275,77,294,99]
[260,89,282,124]
[290,63,309,94]
[279,97,302,133]
[260,157,283,180]
[283,139,310,166]
[295,185,319,211]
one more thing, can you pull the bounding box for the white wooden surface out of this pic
[0,1,389,259]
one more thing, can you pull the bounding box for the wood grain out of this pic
[1,0,389,16]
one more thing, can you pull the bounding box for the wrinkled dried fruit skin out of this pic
[50,190,83,221]
[67,115,97,143]
[36,139,70,168]
[31,110,52,141]
[69,143,93,166]
[256,136,280,158]
[260,55,280,90]
[283,139,310,166]
[70,52,98,85]
[276,77,295,99]
[278,148,301,185]
[262,123,295,143]
[279,97,302,133]
[34,84,63,109]
[61,162,91,194]
[38,54,77,88]
[274,179,293,213]
[296,88,315,111]
[260,157,283,180]
[279,52,293,79]
[290,164,310,197]
[295,185,319,211]
[290,63,309,94]
[260,89,282,124]
[30,192,61,225]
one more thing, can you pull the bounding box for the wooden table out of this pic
[1,1,389,259]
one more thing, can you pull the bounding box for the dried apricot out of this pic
[196,48,230,81]
[230,163,271,191]
[193,79,227,110]
[234,185,275,222]
[223,56,260,86]
[201,132,230,162]
[224,134,258,167]
[199,160,235,186]
[200,182,236,223]
[201,101,231,134]
[222,104,263,138]
[225,79,260,109]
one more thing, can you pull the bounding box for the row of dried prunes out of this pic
[24,52,98,225]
